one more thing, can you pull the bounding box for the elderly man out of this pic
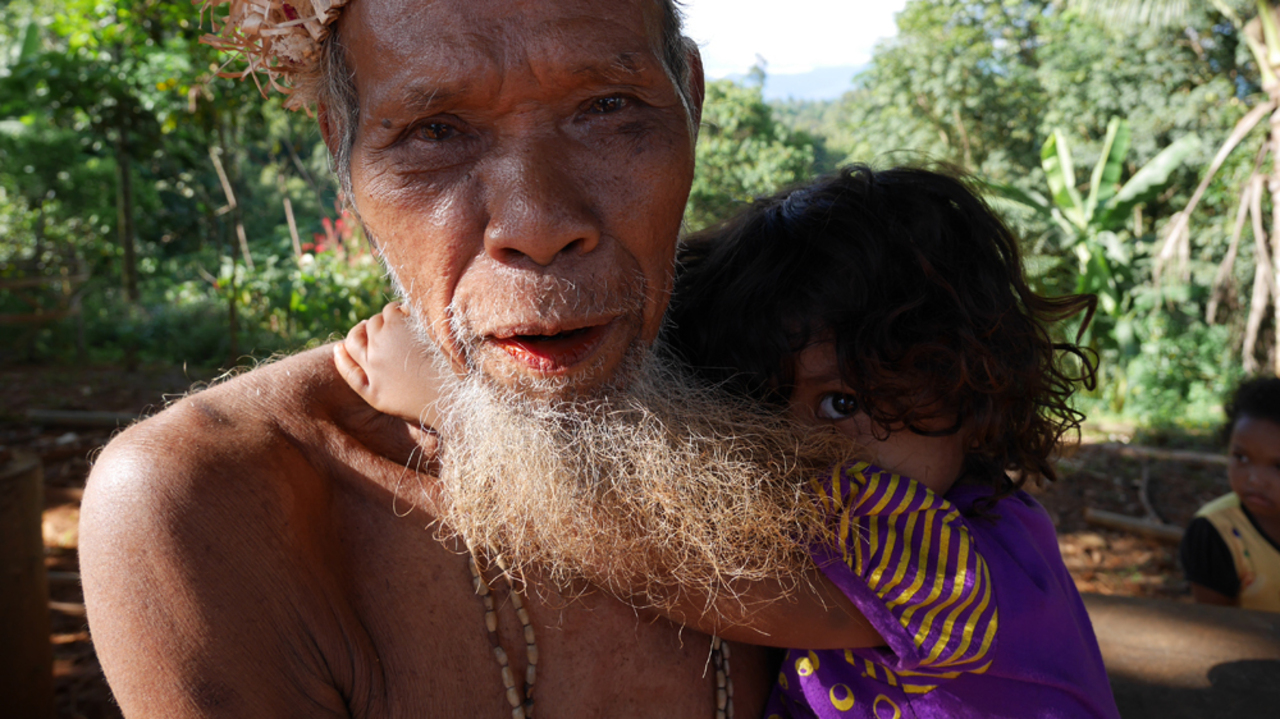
[80,0,840,716]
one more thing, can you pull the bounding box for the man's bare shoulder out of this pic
[79,345,429,717]
[85,349,327,535]
[81,344,440,585]
[90,344,429,500]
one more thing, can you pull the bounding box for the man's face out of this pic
[334,0,700,397]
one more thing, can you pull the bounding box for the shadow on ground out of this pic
[1111,659,1280,718]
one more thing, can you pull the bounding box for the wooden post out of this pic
[0,454,54,718]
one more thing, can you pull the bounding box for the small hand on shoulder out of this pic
[335,302,446,428]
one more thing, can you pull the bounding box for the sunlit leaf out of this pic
[1097,133,1200,228]
[1085,117,1130,222]
[1042,129,1086,229]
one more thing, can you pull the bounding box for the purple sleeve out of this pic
[807,463,998,681]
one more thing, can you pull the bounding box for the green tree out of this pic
[1072,0,1280,375]
[686,78,816,231]
[993,118,1199,321]
[833,0,1050,180]
[1,0,385,366]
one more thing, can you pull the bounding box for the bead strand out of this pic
[469,548,538,719]
[471,546,726,719]
[496,556,537,719]
[711,635,734,719]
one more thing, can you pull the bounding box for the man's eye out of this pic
[817,393,859,420]
[588,96,629,114]
[417,122,456,141]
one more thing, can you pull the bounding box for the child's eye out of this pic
[817,393,859,420]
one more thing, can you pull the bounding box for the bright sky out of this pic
[681,0,908,77]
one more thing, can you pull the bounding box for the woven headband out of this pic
[199,0,352,110]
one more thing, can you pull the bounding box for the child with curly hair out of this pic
[336,166,1119,717]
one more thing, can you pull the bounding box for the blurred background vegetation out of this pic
[2,0,1277,432]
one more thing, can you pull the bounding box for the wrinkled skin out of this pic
[79,1,774,716]
[340,0,696,394]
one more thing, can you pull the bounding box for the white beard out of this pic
[385,264,854,608]
[428,331,853,608]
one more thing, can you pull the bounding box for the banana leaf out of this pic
[985,181,1079,240]
[1085,117,1131,223]
[1042,129,1086,229]
[1096,133,1200,230]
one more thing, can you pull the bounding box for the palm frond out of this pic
[1071,0,1231,28]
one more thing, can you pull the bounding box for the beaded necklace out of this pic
[467,548,734,719]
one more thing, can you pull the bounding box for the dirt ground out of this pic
[0,363,1235,718]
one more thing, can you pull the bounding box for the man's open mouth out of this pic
[489,323,612,373]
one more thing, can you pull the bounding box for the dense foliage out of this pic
[0,0,1272,428]
[776,0,1262,426]
[1,0,384,368]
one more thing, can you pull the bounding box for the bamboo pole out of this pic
[209,146,254,271]
[279,174,303,260]
[0,454,54,718]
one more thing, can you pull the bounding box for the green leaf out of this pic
[1085,117,1130,223]
[984,181,1053,217]
[20,20,41,64]
[1041,129,1085,229]
[1097,133,1200,229]
[6,16,41,67]
[1261,0,1280,67]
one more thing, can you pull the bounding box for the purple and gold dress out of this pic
[763,463,1119,719]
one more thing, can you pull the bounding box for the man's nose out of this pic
[483,143,602,267]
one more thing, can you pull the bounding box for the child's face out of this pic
[1227,415,1280,518]
[788,342,966,495]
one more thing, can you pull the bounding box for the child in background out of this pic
[1181,377,1280,612]
[336,166,1119,717]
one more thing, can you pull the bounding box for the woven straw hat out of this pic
[200,0,351,110]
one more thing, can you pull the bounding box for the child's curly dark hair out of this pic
[1221,376,1280,445]
[664,165,1097,499]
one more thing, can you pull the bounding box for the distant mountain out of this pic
[721,65,865,102]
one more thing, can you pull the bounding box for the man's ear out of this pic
[318,102,338,156]
[685,41,706,133]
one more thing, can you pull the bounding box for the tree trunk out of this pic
[115,117,138,303]
[32,198,45,262]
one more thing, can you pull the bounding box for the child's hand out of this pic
[334,302,444,426]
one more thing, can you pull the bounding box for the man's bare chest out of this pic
[313,500,771,718]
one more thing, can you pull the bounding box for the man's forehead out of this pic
[341,0,668,74]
